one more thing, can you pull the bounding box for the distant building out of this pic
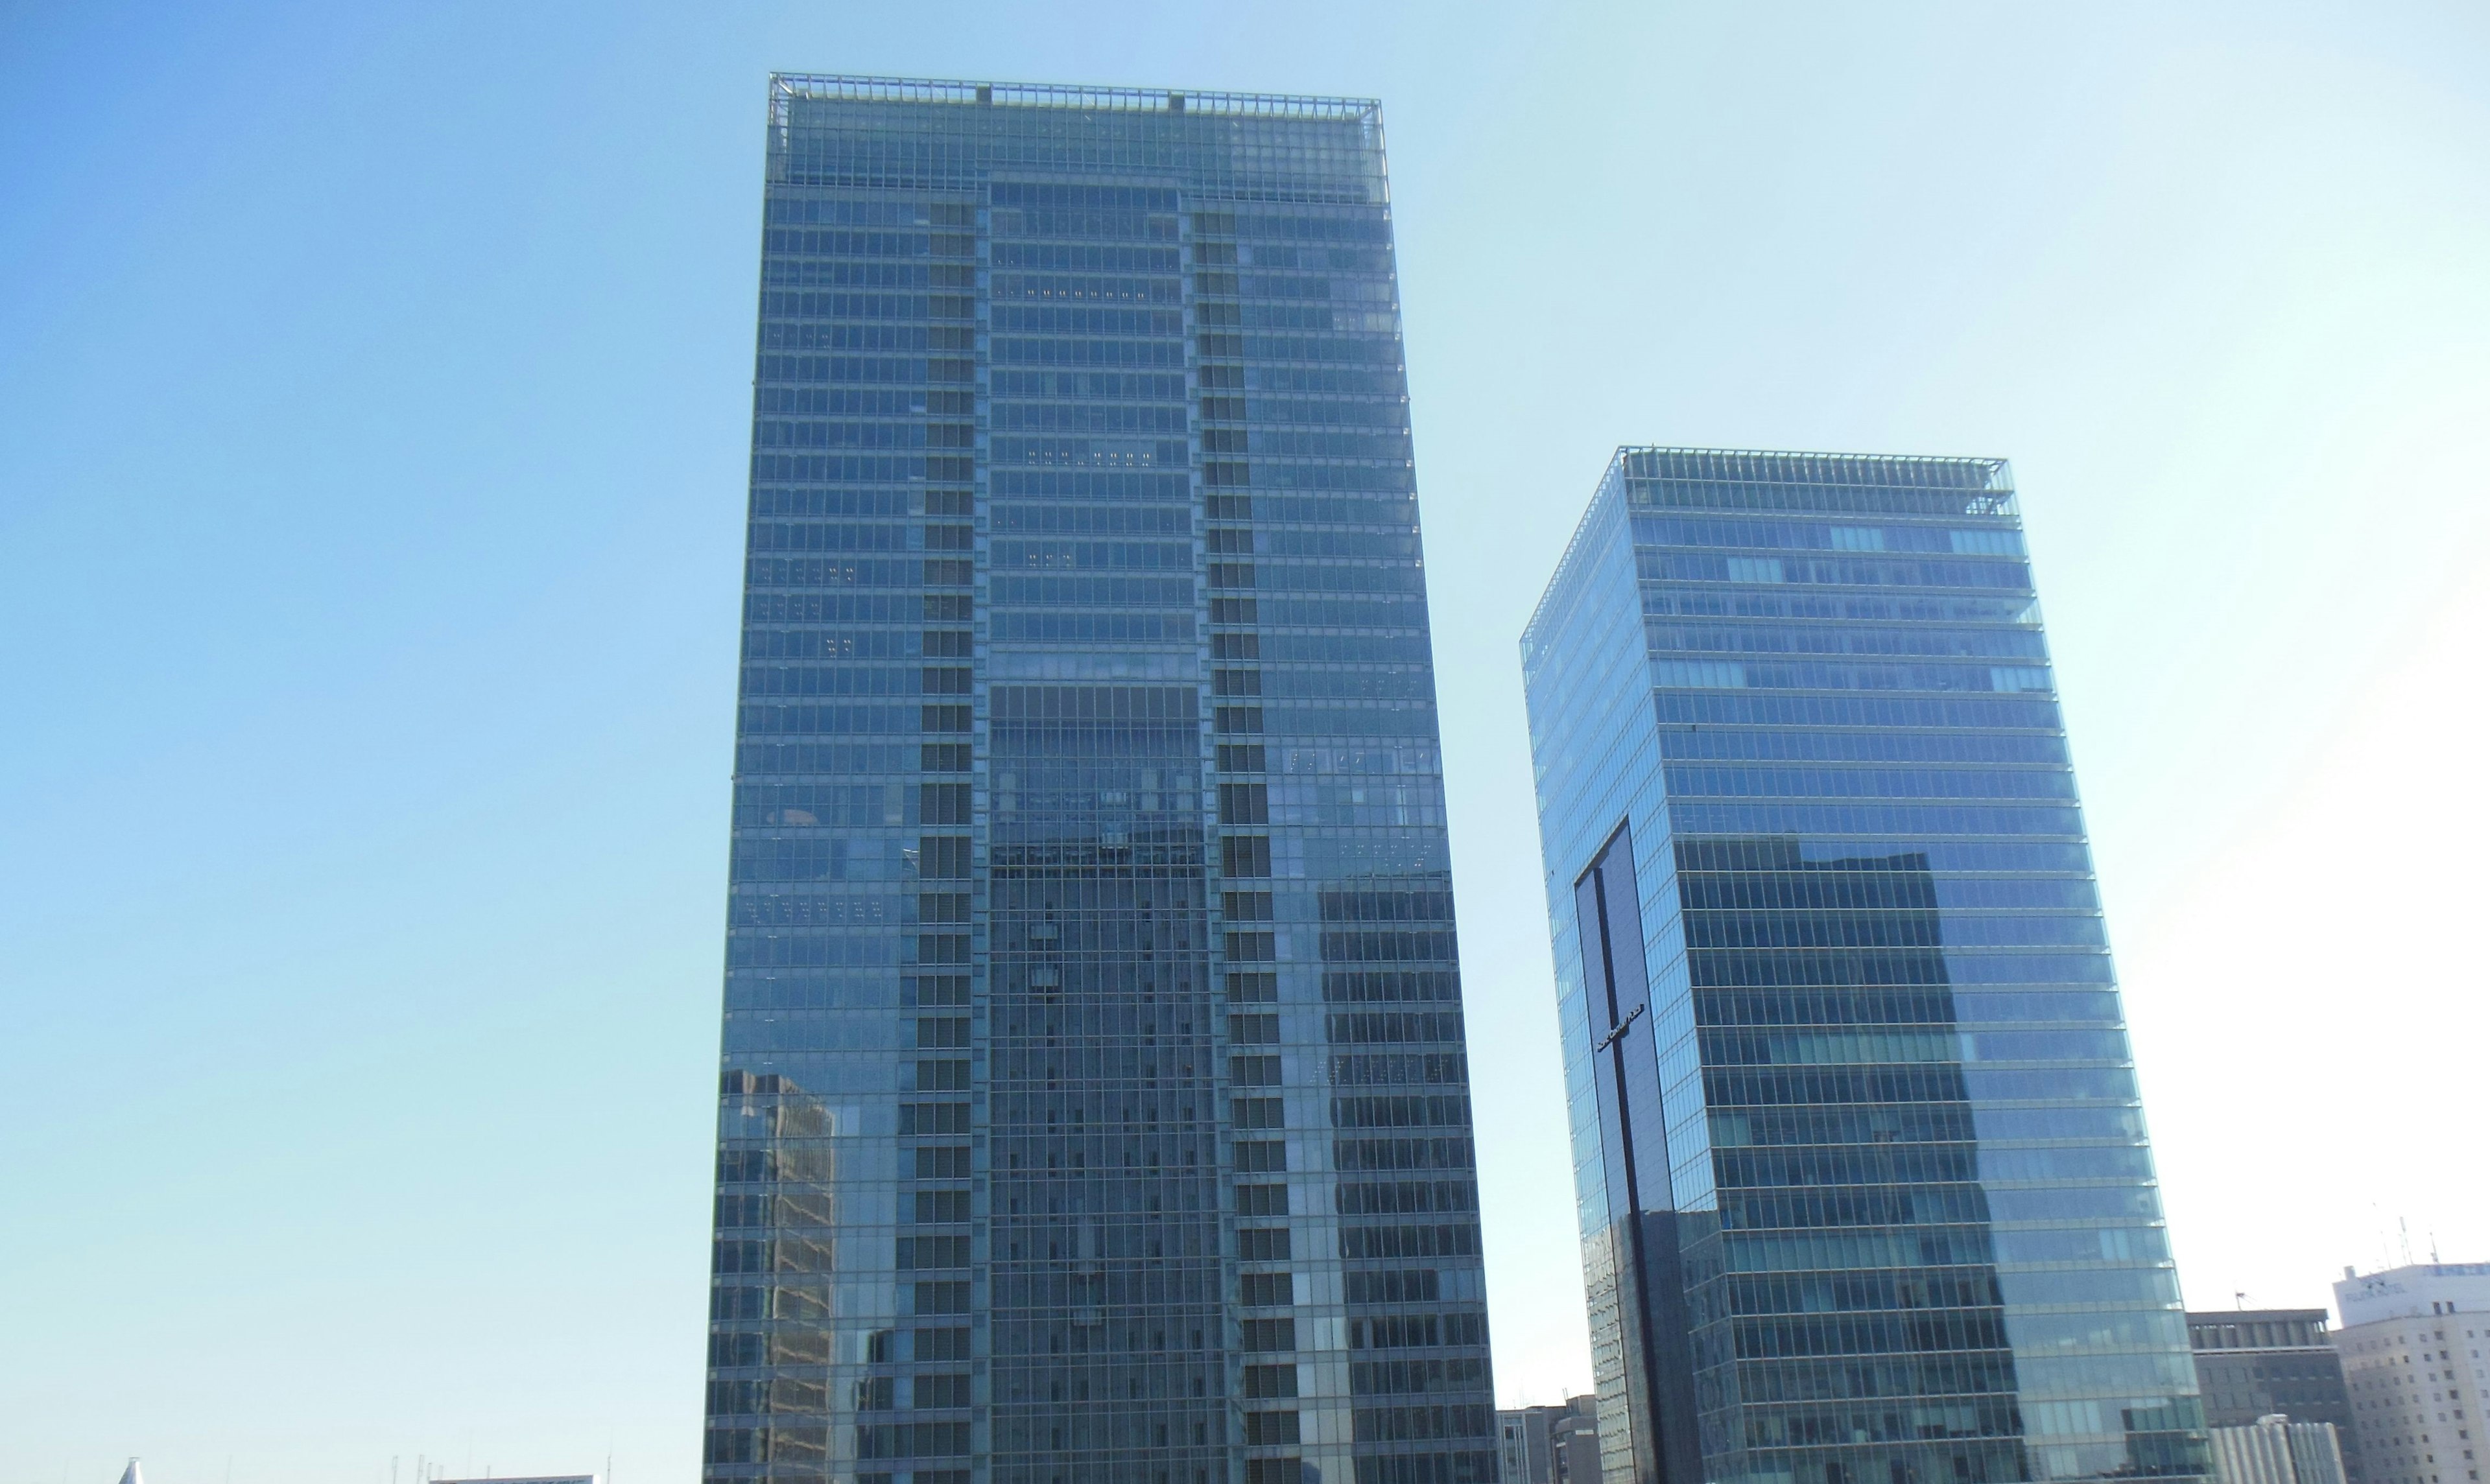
[2192,1309,2364,1483]
[1496,1407,1554,1484]
[2331,1263,2490,1484]
[1551,1400,1598,1484]
[2208,1416,2349,1484]
[1497,1395,1596,1484]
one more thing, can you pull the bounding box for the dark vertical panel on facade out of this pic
[985,685,1224,1483]
[1576,823,1703,1484]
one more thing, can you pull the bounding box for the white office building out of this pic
[2333,1264,2490,1484]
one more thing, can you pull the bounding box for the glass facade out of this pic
[706,75,1495,1484]
[1519,449,2207,1484]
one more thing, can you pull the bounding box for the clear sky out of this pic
[3,2,2486,1480]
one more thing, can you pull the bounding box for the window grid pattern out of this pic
[2335,1311,2490,1484]
[707,77,1492,1484]
[1523,449,2209,1484]
[1193,193,1497,1484]
[768,78,1388,207]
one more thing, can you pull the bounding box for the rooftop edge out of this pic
[1607,444,2011,475]
[769,74,1379,121]
[1522,444,2020,647]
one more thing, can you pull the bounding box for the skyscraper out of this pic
[1519,449,2208,1484]
[706,76,1495,1484]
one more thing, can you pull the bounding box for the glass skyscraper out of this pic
[705,76,1495,1484]
[1520,449,2207,1484]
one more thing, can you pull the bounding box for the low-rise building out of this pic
[2332,1263,2490,1484]
[2192,1309,2364,1484]
[2209,1415,2350,1484]
[1498,1395,1597,1484]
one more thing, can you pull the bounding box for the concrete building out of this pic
[2192,1309,2364,1483]
[1497,1395,1596,1484]
[2332,1264,2490,1484]
[2209,1416,2349,1484]
[1554,1407,1598,1484]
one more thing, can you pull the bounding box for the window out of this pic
[1240,1273,1294,1306]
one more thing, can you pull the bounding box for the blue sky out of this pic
[3,3,2487,1480]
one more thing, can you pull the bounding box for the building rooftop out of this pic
[2335,1262,2490,1328]
[769,74,1379,122]
[2188,1309,2333,1350]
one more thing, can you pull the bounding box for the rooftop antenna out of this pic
[2236,1290,2248,1310]
[2431,1232,2441,1264]
[2401,1217,2414,1266]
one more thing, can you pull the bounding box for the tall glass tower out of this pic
[704,76,1496,1484]
[1520,449,2207,1484]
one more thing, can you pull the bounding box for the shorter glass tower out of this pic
[1519,449,2208,1484]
